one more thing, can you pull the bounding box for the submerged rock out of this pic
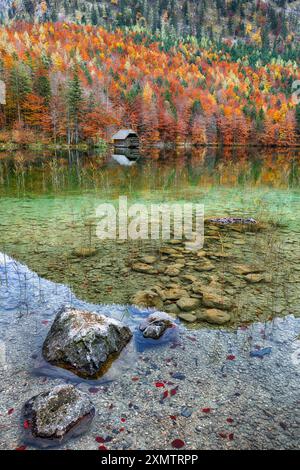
[23,385,95,448]
[178,312,197,323]
[131,262,158,274]
[139,312,174,339]
[141,256,157,265]
[164,265,182,277]
[164,286,188,301]
[177,297,201,312]
[202,289,232,311]
[42,307,132,378]
[208,217,257,225]
[194,260,215,272]
[201,309,231,325]
[131,290,164,309]
[245,273,267,283]
[233,264,265,275]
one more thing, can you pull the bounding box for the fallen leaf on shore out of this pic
[202,408,211,413]
[162,390,169,400]
[98,445,108,451]
[23,420,30,429]
[170,386,179,396]
[219,432,227,438]
[171,439,185,449]
[8,408,14,415]
[95,436,105,443]
[226,355,236,361]
[15,445,27,451]
[229,433,234,440]
[227,418,234,423]
[155,382,165,388]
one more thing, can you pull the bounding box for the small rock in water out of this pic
[131,262,158,274]
[202,309,231,325]
[194,261,215,272]
[245,273,267,283]
[177,313,197,323]
[233,265,265,275]
[171,372,186,380]
[165,266,182,277]
[42,307,132,378]
[139,312,174,339]
[250,347,272,358]
[164,287,188,301]
[208,217,257,225]
[199,287,232,311]
[181,407,193,418]
[141,256,157,265]
[131,290,164,309]
[177,297,201,312]
[22,385,95,448]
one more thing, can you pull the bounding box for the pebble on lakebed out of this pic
[126,217,275,327]
[22,385,95,448]
[42,307,132,378]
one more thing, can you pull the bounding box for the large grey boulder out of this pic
[23,385,95,447]
[42,307,132,378]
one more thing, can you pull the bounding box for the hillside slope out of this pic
[1,0,300,42]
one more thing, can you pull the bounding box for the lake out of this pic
[0,146,300,450]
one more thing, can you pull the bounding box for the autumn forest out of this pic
[0,19,299,147]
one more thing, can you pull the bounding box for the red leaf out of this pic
[202,408,211,413]
[155,382,165,388]
[171,439,185,449]
[98,445,108,451]
[229,433,234,441]
[162,390,169,400]
[23,420,30,429]
[15,445,27,451]
[119,427,125,432]
[219,432,227,439]
[121,418,126,423]
[227,418,234,423]
[170,387,178,396]
[8,408,14,415]
[95,436,105,443]
[132,377,139,382]
[170,415,177,421]
[227,355,236,361]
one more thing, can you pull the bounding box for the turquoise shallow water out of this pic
[0,148,300,449]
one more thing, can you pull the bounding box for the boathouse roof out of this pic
[112,129,138,140]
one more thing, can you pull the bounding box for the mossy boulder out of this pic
[23,385,95,448]
[42,307,132,378]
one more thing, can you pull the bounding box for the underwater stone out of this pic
[42,307,132,378]
[23,384,95,448]
[131,290,164,309]
[139,312,174,339]
[177,297,201,312]
[202,309,231,325]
